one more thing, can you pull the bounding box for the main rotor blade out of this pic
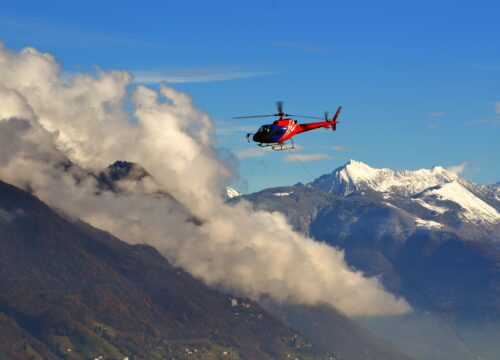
[276,101,284,113]
[286,114,324,120]
[232,114,276,119]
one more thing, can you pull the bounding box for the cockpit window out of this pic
[258,125,271,133]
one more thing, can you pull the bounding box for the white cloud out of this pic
[235,148,267,159]
[330,145,349,152]
[447,162,468,175]
[132,68,274,84]
[495,102,500,114]
[285,153,332,162]
[0,44,410,317]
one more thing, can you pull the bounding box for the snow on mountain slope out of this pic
[225,186,241,199]
[274,192,293,197]
[412,198,448,214]
[414,217,444,229]
[310,160,500,226]
[415,181,500,225]
[311,160,458,197]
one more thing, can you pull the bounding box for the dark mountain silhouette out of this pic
[96,161,150,193]
[0,179,334,360]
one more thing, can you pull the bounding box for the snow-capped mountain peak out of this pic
[310,160,500,226]
[311,160,459,197]
[225,186,241,199]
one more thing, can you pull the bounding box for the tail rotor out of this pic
[329,106,342,131]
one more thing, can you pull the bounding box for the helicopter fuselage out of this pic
[250,118,335,144]
[251,119,297,143]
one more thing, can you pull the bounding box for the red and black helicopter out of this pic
[233,101,341,151]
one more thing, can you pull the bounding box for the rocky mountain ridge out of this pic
[310,160,500,236]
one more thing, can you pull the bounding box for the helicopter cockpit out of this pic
[258,125,272,134]
[257,124,287,136]
[251,124,288,143]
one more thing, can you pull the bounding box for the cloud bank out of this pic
[0,43,410,316]
[330,145,350,152]
[132,68,274,84]
[235,148,268,159]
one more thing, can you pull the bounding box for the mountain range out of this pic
[312,160,499,231]
[0,165,414,360]
[231,160,500,359]
[3,158,498,359]
[235,160,500,317]
[0,179,337,360]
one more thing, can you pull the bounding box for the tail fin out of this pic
[330,106,342,131]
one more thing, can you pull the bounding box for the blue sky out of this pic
[1,0,498,192]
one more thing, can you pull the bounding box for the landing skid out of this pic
[258,139,295,151]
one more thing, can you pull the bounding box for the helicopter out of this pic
[233,101,341,151]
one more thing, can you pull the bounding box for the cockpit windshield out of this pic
[257,125,287,137]
[258,125,272,133]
